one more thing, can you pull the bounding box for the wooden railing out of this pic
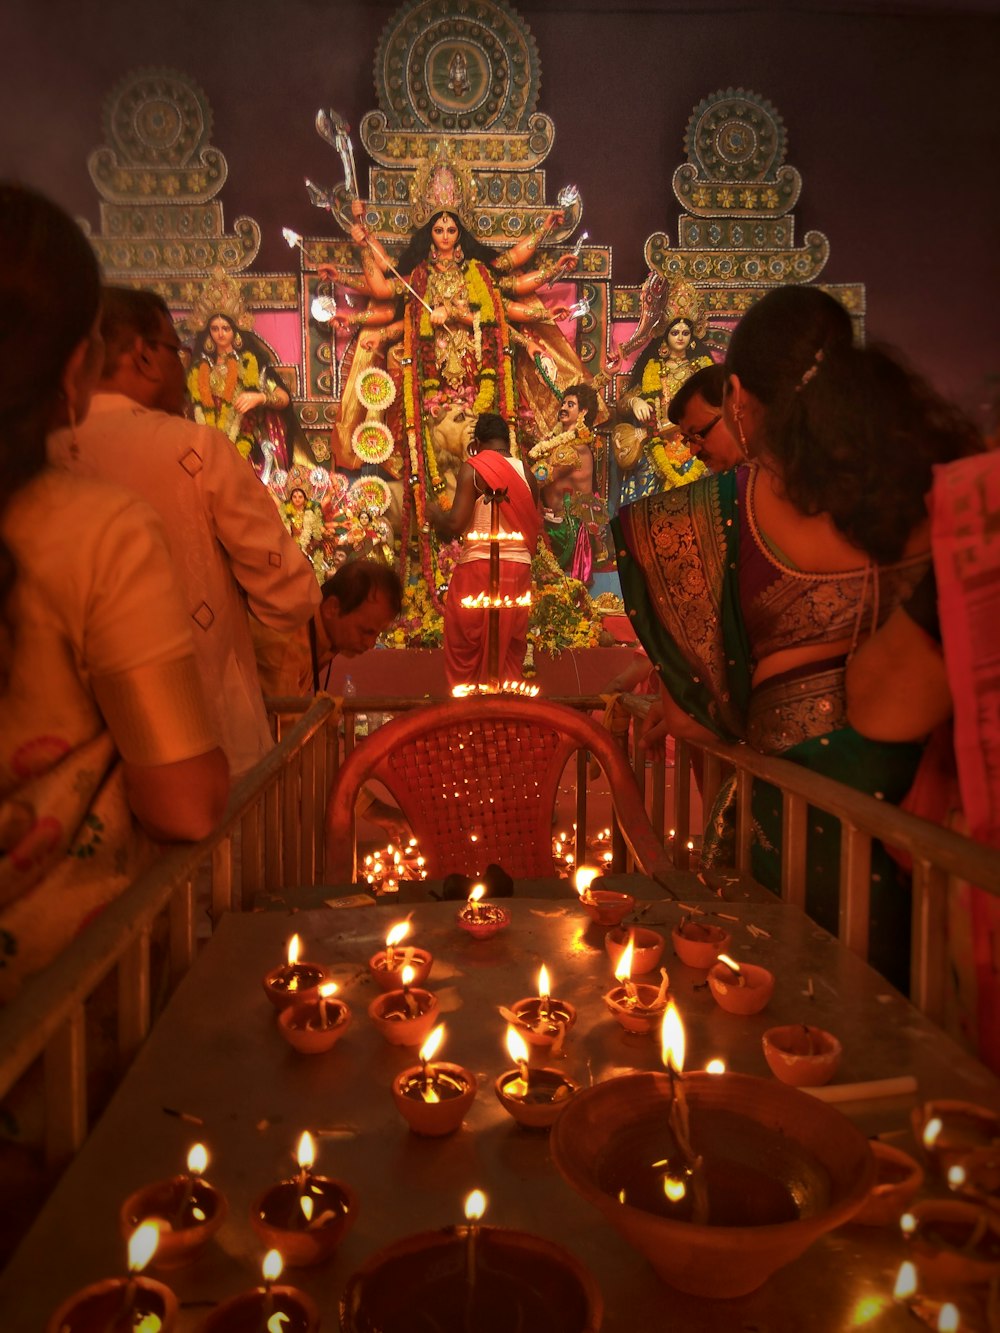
[3,689,999,1172]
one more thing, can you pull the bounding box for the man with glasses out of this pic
[667,365,743,474]
[48,287,320,777]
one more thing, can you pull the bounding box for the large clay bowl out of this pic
[604,927,664,977]
[550,1070,874,1299]
[47,1276,178,1333]
[339,1225,602,1332]
[853,1141,924,1227]
[119,1175,227,1268]
[762,1025,842,1087]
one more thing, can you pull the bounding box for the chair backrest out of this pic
[325,697,671,886]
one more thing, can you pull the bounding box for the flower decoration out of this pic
[347,476,392,517]
[351,420,395,465]
[357,366,397,413]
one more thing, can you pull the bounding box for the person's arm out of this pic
[427,461,477,540]
[846,607,953,741]
[199,424,322,630]
[641,677,719,749]
[124,749,229,841]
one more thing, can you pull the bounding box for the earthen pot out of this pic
[509,996,577,1059]
[762,1025,842,1087]
[603,983,667,1035]
[604,926,664,976]
[196,1286,319,1333]
[250,1174,358,1267]
[906,1199,1000,1291]
[456,905,510,939]
[708,960,774,1015]
[262,962,329,1011]
[369,946,433,991]
[853,1141,924,1227]
[368,987,439,1047]
[46,1276,178,1333]
[495,1067,578,1129]
[278,996,352,1054]
[580,890,635,928]
[550,1070,874,1299]
[392,1062,477,1136]
[119,1175,227,1268]
[911,1099,1000,1173]
[339,1224,602,1333]
[956,1145,1000,1203]
[671,920,731,969]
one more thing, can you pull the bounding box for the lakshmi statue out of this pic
[611,279,715,506]
[319,155,598,608]
[279,468,326,580]
[186,269,315,476]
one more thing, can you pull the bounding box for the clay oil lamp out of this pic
[494,1024,577,1129]
[913,1100,1000,1175]
[47,1222,178,1333]
[504,963,577,1060]
[550,1001,874,1299]
[457,882,510,939]
[278,981,351,1055]
[707,952,774,1015]
[339,1188,602,1333]
[197,1249,320,1332]
[250,1131,358,1267]
[671,912,732,969]
[119,1142,227,1269]
[605,924,664,977]
[852,1141,925,1227]
[368,963,439,1047]
[262,933,328,1011]
[369,918,433,992]
[901,1199,1000,1293]
[603,935,670,1035]
[947,1145,1000,1207]
[891,1262,962,1333]
[391,1023,477,1137]
[761,1024,842,1088]
[574,865,634,927]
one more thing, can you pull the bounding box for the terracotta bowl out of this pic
[369,947,433,992]
[250,1175,358,1267]
[906,1199,1000,1291]
[278,997,352,1054]
[603,983,666,1035]
[262,962,329,1011]
[853,1142,924,1227]
[580,890,635,928]
[671,921,731,969]
[550,1070,874,1299]
[495,1068,578,1129]
[604,927,664,977]
[196,1286,319,1333]
[392,1062,477,1136]
[46,1276,178,1333]
[708,960,774,1015]
[911,1099,1000,1172]
[119,1175,227,1268]
[339,1225,603,1333]
[955,1145,1000,1203]
[456,905,510,939]
[509,997,577,1058]
[762,1025,842,1088]
[368,988,439,1047]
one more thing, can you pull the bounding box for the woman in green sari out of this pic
[612,286,979,991]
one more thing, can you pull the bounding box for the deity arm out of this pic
[335,300,397,333]
[496,209,564,272]
[360,319,405,353]
[501,252,578,297]
[317,263,377,298]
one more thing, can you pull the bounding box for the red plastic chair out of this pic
[325,696,673,887]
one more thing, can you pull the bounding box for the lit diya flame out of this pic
[505,1024,530,1091]
[268,1314,291,1333]
[660,1001,686,1075]
[574,866,600,903]
[947,1164,967,1191]
[923,1116,943,1150]
[704,1059,726,1075]
[614,935,637,1001]
[538,964,551,1017]
[663,1175,687,1203]
[287,934,302,968]
[937,1304,960,1332]
[296,1131,316,1179]
[467,883,485,919]
[262,1248,283,1285]
[716,953,745,985]
[187,1142,208,1176]
[464,1189,487,1224]
[401,964,416,990]
[419,1023,446,1100]
[300,1195,314,1224]
[128,1221,160,1273]
[385,919,410,967]
[892,1259,917,1302]
[900,1212,917,1237]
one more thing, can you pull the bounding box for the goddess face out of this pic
[663,321,693,357]
[290,488,307,510]
[209,315,235,354]
[431,213,460,259]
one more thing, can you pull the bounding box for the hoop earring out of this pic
[204,335,215,354]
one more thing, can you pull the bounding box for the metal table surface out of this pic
[3,886,999,1332]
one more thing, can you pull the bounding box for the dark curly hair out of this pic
[394,210,497,279]
[727,286,981,563]
[0,184,101,671]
